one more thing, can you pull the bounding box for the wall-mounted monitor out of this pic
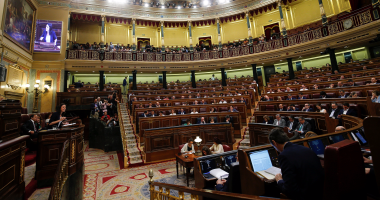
[34,20,62,53]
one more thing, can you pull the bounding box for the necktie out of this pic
[32,121,36,131]
[289,122,293,129]
[299,125,303,131]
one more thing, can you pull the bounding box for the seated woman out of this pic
[263,115,273,124]
[181,138,195,154]
[190,108,198,114]
[210,107,216,113]
[315,103,326,113]
[202,146,212,156]
[170,109,176,115]
[210,118,215,123]
[210,137,224,154]
[348,92,358,98]
[184,119,192,126]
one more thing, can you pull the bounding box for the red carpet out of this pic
[25,151,37,167]
[24,178,37,200]
[116,151,124,169]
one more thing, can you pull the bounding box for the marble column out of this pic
[221,68,226,86]
[161,21,165,53]
[278,1,287,38]
[246,12,253,44]
[132,70,137,90]
[287,58,295,79]
[191,71,196,88]
[318,0,328,26]
[132,18,136,52]
[188,21,193,52]
[216,18,222,50]
[100,15,105,49]
[163,71,167,89]
[67,12,70,50]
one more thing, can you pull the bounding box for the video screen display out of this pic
[330,134,345,144]
[34,20,62,53]
[249,150,272,172]
[224,154,237,168]
[354,131,368,145]
[200,159,217,174]
[308,139,326,155]
[3,0,34,51]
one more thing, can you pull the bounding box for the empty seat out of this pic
[219,107,229,112]
[265,105,275,111]
[199,107,207,113]
[326,93,336,98]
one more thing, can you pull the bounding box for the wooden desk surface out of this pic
[176,153,200,166]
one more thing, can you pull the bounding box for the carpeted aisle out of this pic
[28,141,194,200]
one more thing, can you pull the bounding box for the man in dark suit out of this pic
[74,80,83,88]
[198,117,206,124]
[269,128,324,200]
[338,90,349,98]
[287,104,299,111]
[261,95,271,101]
[297,92,306,100]
[286,116,298,132]
[320,91,330,99]
[301,103,314,112]
[328,103,341,119]
[338,102,357,117]
[286,94,294,100]
[22,114,39,139]
[90,99,99,117]
[346,79,356,87]
[140,111,149,117]
[291,116,311,139]
[178,108,186,115]
[278,104,285,111]
[148,111,156,117]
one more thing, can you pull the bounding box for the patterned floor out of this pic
[28,141,194,200]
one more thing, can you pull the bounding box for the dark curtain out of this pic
[137,38,150,51]
[264,23,280,41]
[199,37,212,50]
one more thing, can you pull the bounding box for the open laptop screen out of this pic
[308,139,326,155]
[248,150,272,172]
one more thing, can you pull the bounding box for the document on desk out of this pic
[209,168,229,179]
[257,166,281,180]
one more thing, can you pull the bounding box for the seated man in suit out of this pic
[155,102,161,107]
[263,115,273,124]
[320,91,330,99]
[284,87,293,92]
[338,90,348,98]
[291,116,311,139]
[278,104,285,111]
[149,111,156,117]
[200,99,207,105]
[147,102,155,108]
[269,128,324,200]
[301,103,314,112]
[297,92,306,100]
[22,114,39,139]
[367,77,379,85]
[273,114,286,127]
[286,94,294,100]
[338,102,357,117]
[346,79,356,87]
[228,106,238,112]
[287,104,299,111]
[230,98,237,103]
[286,116,298,132]
[328,102,341,119]
[198,117,207,124]
[371,91,380,103]
[178,108,186,115]
[261,95,271,101]
[140,111,149,117]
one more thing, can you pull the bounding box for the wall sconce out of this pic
[25,80,49,113]
[194,136,203,156]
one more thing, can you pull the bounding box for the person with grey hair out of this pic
[273,114,286,127]
[268,128,324,200]
[292,116,311,139]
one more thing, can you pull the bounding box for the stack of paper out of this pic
[210,168,229,179]
[257,166,281,180]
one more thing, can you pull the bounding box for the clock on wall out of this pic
[343,19,353,29]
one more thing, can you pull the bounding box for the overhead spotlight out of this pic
[203,0,210,6]
[144,3,149,7]
[369,34,380,43]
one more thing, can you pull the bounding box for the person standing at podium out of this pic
[48,103,69,129]
[269,128,324,200]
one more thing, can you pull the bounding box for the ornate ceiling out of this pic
[37,0,277,21]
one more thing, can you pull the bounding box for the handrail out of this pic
[66,6,378,63]
[49,140,70,200]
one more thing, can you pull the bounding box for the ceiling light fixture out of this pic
[144,3,149,7]
[161,5,165,8]
[193,5,197,8]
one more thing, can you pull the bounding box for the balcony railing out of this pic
[66,6,378,62]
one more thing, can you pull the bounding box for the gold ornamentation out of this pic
[20,150,25,183]
[71,141,75,161]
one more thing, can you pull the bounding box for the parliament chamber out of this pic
[2,0,380,199]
